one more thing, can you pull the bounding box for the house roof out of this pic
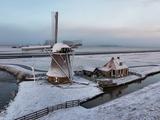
[83,66,96,72]
[52,43,71,53]
[101,57,128,71]
[97,67,110,72]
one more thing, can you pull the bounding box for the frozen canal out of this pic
[82,73,160,108]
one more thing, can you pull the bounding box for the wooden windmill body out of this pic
[47,43,73,84]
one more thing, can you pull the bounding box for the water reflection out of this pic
[0,71,18,111]
[82,74,160,108]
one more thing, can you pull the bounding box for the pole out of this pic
[31,66,36,82]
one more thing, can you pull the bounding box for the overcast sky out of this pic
[1,0,160,47]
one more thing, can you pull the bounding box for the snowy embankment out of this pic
[111,66,160,86]
[41,80,160,120]
[0,77,102,120]
[130,66,160,77]
[0,64,33,80]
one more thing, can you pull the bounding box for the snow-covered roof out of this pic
[52,43,71,53]
[97,67,110,72]
[83,66,96,72]
[102,57,128,71]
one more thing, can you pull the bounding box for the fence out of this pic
[15,99,81,120]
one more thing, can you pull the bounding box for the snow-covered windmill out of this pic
[22,11,76,84]
[46,43,73,84]
[45,12,74,84]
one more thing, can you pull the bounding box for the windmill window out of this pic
[119,62,123,66]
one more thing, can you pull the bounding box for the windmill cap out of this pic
[52,43,71,52]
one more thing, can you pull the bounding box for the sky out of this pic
[1,0,160,47]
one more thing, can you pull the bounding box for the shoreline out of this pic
[0,65,32,81]
[81,70,160,108]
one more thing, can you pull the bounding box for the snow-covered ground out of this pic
[1,52,160,71]
[112,75,140,85]
[0,77,102,120]
[1,52,160,119]
[41,81,160,120]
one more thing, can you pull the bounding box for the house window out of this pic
[121,70,123,76]
[118,70,121,74]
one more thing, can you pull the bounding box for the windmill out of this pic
[46,43,73,84]
[22,11,75,84]
[46,12,74,84]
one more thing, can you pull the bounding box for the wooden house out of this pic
[95,57,129,78]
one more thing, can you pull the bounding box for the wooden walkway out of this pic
[15,99,81,120]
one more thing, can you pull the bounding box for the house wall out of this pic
[83,70,94,77]
[113,68,129,78]
[94,69,111,78]
[95,68,129,78]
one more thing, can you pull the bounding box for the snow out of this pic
[41,81,160,120]
[82,66,95,72]
[1,52,160,119]
[0,77,101,120]
[97,67,110,72]
[112,75,140,85]
[130,66,160,78]
[0,64,33,75]
[52,43,71,53]
[73,52,160,70]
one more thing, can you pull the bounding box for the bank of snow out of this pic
[41,80,160,120]
[0,77,102,120]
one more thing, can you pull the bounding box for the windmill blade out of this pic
[21,45,52,51]
[63,40,82,49]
